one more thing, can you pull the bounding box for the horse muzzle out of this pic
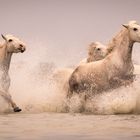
[20,48,26,53]
[21,50,25,53]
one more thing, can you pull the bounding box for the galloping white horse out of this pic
[0,34,26,112]
[53,42,107,95]
[69,21,140,95]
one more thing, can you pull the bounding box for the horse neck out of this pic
[0,43,12,72]
[108,29,134,63]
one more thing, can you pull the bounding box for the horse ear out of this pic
[1,34,7,41]
[89,42,97,48]
[122,24,129,29]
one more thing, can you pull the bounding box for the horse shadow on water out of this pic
[1,20,140,114]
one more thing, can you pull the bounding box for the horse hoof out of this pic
[14,107,22,112]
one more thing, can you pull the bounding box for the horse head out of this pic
[122,20,140,43]
[87,42,107,62]
[1,34,26,53]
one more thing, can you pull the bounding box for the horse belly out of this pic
[71,72,108,94]
[86,73,109,93]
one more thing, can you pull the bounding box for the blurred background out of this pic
[0,0,140,67]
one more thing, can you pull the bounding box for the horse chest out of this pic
[0,70,10,91]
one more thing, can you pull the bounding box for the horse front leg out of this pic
[0,90,22,112]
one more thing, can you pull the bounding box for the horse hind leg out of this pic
[0,91,22,112]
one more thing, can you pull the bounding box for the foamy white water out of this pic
[2,60,140,115]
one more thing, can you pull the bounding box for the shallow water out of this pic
[0,113,140,140]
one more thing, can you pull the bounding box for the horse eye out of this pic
[133,28,138,31]
[8,39,13,42]
[97,48,101,51]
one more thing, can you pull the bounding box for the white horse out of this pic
[53,42,107,95]
[84,42,140,75]
[0,34,26,112]
[69,20,140,95]
[79,42,107,65]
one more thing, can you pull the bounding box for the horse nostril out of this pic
[21,48,25,53]
[19,44,25,53]
[19,44,23,48]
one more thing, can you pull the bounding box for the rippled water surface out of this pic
[0,113,140,140]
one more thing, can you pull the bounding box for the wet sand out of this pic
[0,113,140,140]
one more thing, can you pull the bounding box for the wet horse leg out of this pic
[0,90,22,112]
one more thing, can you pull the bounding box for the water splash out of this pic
[7,62,140,114]
[0,40,140,115]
